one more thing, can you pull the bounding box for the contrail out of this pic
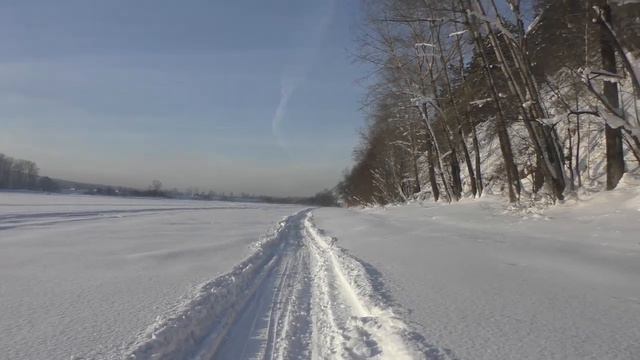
[272,77,298,148]
[271,0,337,149]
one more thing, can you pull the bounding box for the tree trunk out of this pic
[461,0,519,202]
[409,123,422,195]
[413,157,421,195]
[533,154,545,193]
[450,3,480,197]
[471,123,484,196]
[435,28,477,198]
[575,110,582,188]
[420,104,452,202]
[426,66,462,201]
[427,141,440,201]
[599,1,625,190]
[567,120,575,191]
[438,118,463,200]
[450,152,462,199]
[479,0,566,200]
[459,129,477,197]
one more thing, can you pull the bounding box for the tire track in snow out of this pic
[125,209,452,360]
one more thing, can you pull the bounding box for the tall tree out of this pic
[597,0,625,189]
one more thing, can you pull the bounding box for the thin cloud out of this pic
[271,76,298,148]
[271,0,336,149]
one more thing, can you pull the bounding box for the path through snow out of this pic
[126,210,447,360]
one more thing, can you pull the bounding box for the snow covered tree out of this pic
[338,0,640,206]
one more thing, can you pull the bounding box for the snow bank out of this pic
[304,213,453,360]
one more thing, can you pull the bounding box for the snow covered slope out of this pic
[0,192,301,360]
[313,178,640,360]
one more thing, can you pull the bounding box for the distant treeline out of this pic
[81,182,338,206]
[1,153,338,207]
[82,186,168,198]
[254,189,338,207]
[0,153,59,192]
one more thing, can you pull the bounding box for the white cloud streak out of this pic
[270,0,336,149]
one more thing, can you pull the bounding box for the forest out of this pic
[0,153,53,191]
[338,0,640,206]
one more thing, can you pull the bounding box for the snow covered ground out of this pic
[125,209,436,360]
[0,192,301,360]
[2,183,640,359]
[314,176,640,360]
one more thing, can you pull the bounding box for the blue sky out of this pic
[0,0,366,196]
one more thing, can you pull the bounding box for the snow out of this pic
[599,107,640,138]
[610,0,640,4]
[126,210,438,359]
[624,49,640,90]
[414,43,436,48]
[126,210,306,359]
[469,98,492,107]
[313,180,640,360]
[582,67,625,83]
[0,192,302,360]
[447,30,467,38]
[522,100,535,109]
[302,213,435,359]
[122,208,438,359]
[3,186,640,359]
[1,193,435,359]
[526,13,542,35]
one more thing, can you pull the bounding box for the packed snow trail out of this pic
[126,210,448,360]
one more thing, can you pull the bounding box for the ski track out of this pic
[124,209,448,360]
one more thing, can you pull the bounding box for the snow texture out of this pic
[610,0,640,4]
[0,192,302,360]
[313,177,640,360]
[126,210,445,359]
[447,30,467,38]
[2,186,640,359]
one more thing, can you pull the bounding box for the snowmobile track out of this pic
[125,209,450,360]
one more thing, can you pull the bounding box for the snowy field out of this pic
[2,183,640,359]
[314,176,640,360]
[0,192,302,359]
